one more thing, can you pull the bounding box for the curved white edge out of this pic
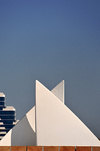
[26,106,35,131]
[0,129,12,146]
[0,106,36,146]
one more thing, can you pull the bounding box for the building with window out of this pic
[0,93,17,140]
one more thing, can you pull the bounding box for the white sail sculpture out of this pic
[0,81,64,146]
[51,80,65,104]
[0,80,100,146]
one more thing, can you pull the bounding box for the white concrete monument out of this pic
[0,80,100,146]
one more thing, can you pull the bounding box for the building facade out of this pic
[0,93,17,140]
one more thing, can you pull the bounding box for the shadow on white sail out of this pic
[0,80,100,146]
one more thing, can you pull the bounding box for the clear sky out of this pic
[0,0,100,138]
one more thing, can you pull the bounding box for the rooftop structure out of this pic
[0,93,17,140]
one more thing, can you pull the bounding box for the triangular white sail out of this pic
[51,80,65,104]
[0,81,64,146]
[0,80,100,146]
[36,80,100,146]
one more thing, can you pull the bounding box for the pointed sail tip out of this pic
[35,80,41,85]
[36,80,39,83]
[51,80,65,104]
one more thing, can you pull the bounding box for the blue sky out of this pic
[0,0,100,138]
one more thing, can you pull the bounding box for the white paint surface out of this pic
[0,107,36,146]
[51,80,65,104]
[0,80,100,146]
[0,81,63,146]
[0,130,12,146]
[26,107,35,132]
[36,80,100,146]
